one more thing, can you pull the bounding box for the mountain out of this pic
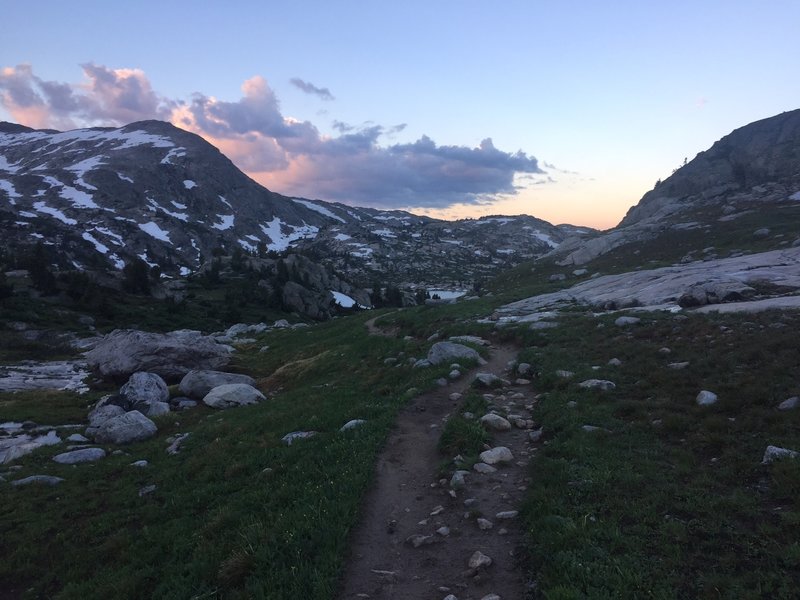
[0,120,587,290]
[553,108,800,266]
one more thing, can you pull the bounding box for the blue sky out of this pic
[2,1,798,228]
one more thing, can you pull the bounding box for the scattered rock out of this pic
[0,430,62,464]
[472,373,507,388]
[427,342,481,366]
[203,383,265,409]
[480,594,501,600]
[778,397,800,410]
[340,419,366,432]
[479,446,514,465]
[11,475,64,487]
[479,413,512,431]
[555,370,574,378]
[119,372,169,410]
[166,433,190,455]
[468,550,493,569]
[436,526,450,536]
[282,431,317,445]
[762,445,799,464]
[87,404,126,428]
[496,510,518,519]
[52,447,106,464]
[449,335,490,346]
[614,316,641,327]
[451,470,469,489]
[406,534,436,548]
[529,428,544,442]
[607,358,622,366]
[144,401,171,417]
[473,462,497,474]
[449,392,463,402]
[516,363,532,377]
[582,425,611,433]
[578,379,616,391]
[753,227,771,238]
[477,518,493,530]
[449,370,461,379]
[668,362,690,370]
[66,433,89,443]
[130,460,148,467]
[138,484,156,496]
[548,273,566,282]
[179,370,256,400]
[696,390,718,406]
[94,411,157,445]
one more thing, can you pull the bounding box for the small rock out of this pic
[778,397,800,411]
[658,347,672,355]
[444,595,458,600]
[473,462,497,474]
[762,445,799,464]
[582,425,611,433]
[464,498,478,507]
[468,550,493,569]
[449,370,461,380]
[451,470,469,489]
[340,419,366,432]
[66,433,89,443]
[495,510,518,519]
[430,505,445,516]
[479,446,514,465]
[406,534,435,548]
[668,362,690,370]
[529,428,544,442]
[449,392,463,402]
[696,390,718,406]
[480,413,511,431]
[52,447,106,464]
[477,518,493,530]
[472,373,507,388]
[11,475,64,487]
[614,316,641,327]
[515,378,531,385]
[555,370,574,378]
[166,433,190,455]
[130,460,149,467]
[203,383,265,409]
[607,358,622,367]
[480,594,501,600]
[516,363,532,377]
[281,431,317,445]
[436,378,448,387]
[138,484,156,496]
[436,526,450,536]
[578,379,616,391]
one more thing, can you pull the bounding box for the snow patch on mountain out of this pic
[138,221,172,243]
[66,155,105,190]
[0,179,20,202]
[334,233,352,241]
[116,172,134,183]
[160,147,186,164]
[0,153,20,173]
[212,214,235,231]
[218,195,233,209]
[183,179,197,189]
[292,198,345,223]
[82,232,110,254]
[33,201,77,225]
[260,217,319,252]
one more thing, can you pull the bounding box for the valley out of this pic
[1,108,800,599]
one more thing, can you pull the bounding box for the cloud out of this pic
[289,77,334,101]
[0,63,545,211]
[0,63,175,130]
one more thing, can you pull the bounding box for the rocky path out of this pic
[339,342,536,600]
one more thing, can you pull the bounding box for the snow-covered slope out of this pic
[0,120,587,285]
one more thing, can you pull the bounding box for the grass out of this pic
[512,310,800,598]
[0,310,460,599]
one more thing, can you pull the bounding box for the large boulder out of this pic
[427,342,480,366]
[179,370,256,400]
[119,372,169,410]
[94,411,157,445]
[85,329,232,382]
[281,281,333,321]
[202,384,266,409]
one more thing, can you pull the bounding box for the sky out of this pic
[1,1,798,230]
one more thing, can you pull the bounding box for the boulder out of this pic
[472,373,507,388]
[427,342,480,366]
[778,397,800,410]
[281,431,317,445]
[144,401,171,417]
[340,419,366,432]
[52,447,106,464]
[203,383,265,409]
[119,372,169,410]
[282,281,333,321]
[578,379,616,391]
[94,411,157,445]
[762,445,799,464]
[179,370,256,400]
[11,475,64,487]
[614,316,641,327]
[696,390,718,406]
[87,404,126,428]
[85,329,232,382]
[480,414,512,431]
[479,446,514,465]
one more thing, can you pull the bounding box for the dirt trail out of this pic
[339,341,535,600]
